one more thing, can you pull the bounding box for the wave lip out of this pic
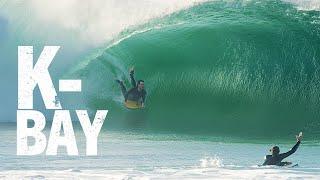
[0,0,206,46]
[283,0,320,11]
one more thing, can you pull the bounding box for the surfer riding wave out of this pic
[116,68,147,109]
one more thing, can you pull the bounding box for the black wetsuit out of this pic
[119,73,146,104]
[262,141,301,166]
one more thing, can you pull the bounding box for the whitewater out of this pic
[1,124,320,179]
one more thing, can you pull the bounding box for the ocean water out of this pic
[1,0,320,179]
[0,123,320,179]
[62,0,320,137]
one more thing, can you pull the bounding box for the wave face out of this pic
[68,0,320,137]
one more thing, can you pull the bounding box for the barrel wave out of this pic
[67,0,320,138]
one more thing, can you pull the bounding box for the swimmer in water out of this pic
[262,132,302,166]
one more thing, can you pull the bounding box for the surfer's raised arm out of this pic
[278,132,302,160]
[262,132,303,166]
[130,67,136,87]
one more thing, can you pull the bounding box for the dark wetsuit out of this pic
[262,141,301,166]
[119,73,146,104]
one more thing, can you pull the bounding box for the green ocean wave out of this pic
[68,0,320,138]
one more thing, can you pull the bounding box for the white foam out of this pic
[200,156,224,168]
[282,0,320,11]
[1,167,320,180]
[0,0,206,47]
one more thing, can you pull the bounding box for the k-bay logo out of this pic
[17,46,107,156]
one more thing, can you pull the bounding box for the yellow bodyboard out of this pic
[125,100,142,109]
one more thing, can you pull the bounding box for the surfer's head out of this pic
[270,146,280,155]
[137,80,144,91]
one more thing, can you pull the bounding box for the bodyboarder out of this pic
[116,68,146,109]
